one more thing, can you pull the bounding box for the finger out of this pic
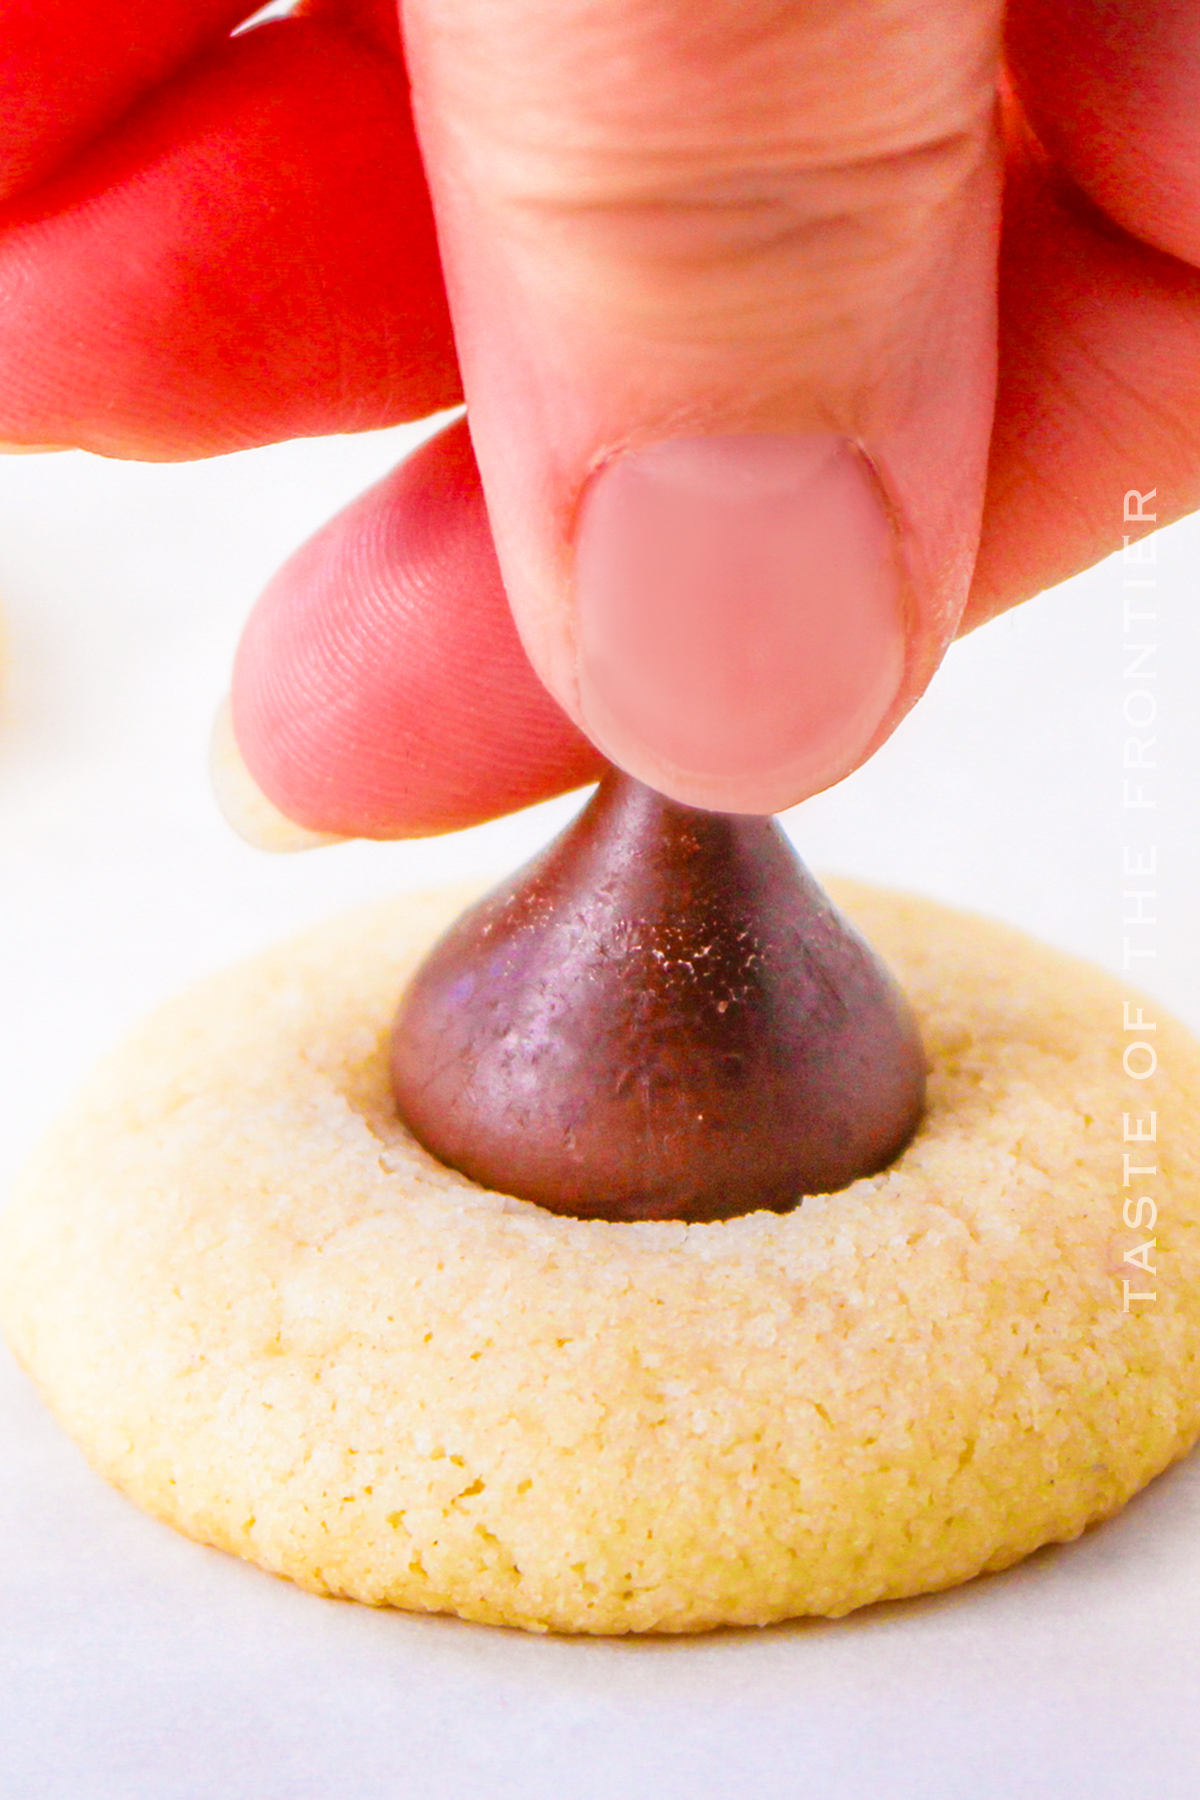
[0,0,257,200]
[967,0,1200,621]
[0,15,460,457]
[1007,0,1200,267]
[401,0,1003,814]
[230,417,606,839]
[964,111,1200,630]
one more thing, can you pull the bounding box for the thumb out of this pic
[402,0,1002,813]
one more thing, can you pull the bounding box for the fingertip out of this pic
[230,419,606,838]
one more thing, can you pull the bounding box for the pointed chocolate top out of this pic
[390,771,925,1222]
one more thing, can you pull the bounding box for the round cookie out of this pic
[3,881,1200,1635]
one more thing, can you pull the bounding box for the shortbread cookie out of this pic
[3,882,1199,1635]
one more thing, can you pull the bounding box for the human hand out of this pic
[3,0,1198,836]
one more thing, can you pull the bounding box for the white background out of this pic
[2,425,1199,1797]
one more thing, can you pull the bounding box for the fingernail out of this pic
[573,434,907,813]
[209,698,346,853]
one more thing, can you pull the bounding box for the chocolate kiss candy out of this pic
[390,771,926,1223]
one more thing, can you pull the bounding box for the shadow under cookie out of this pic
[2,881,1199,1635]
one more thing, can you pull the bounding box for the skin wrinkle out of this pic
[502,127,988,231]
[492,135,993,270]
[459,123,995,375]
[415,0,999,182]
